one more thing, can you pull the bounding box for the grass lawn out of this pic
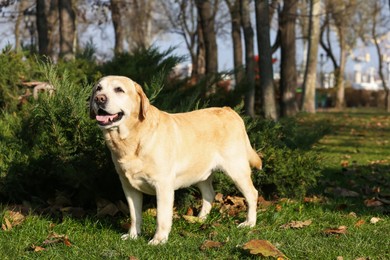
[1,109,389,259]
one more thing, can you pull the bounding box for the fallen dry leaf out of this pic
[354,219,365,227]
[31,245,46,252]
[323,226,348,235]
[145,208,157,217]
[43,233,72,247]
[182,215,204,224]
[199,240,223,251]
[370,217,382,224]
[2,210,25,231]
[364,198,383,207]
[275,204,283,212]
[242,239,287,259]
[280,220,312,229]
[340,160,349,168]
[186,207,194,216]
[215,193,224,203]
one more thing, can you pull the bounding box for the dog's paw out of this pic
[121,232,138,241]
[237,221,256,228]
[148,235,168,245]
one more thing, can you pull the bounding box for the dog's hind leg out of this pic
[222,161,258,227]
[197,175,215,219]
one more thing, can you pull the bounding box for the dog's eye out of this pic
[114,87,124,93]
[96,85,102,92]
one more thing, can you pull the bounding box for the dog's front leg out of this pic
[119,177,143,240]
[148,184,174,245]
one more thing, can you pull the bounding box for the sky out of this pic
[0,1,387,83]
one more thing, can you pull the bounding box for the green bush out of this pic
[99,46,184,87]
[0,46,35,112]
[0,46,325,207]
[245,117,326,198]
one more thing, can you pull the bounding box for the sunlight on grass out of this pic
[1,109,389,259]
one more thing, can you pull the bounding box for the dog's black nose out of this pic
[95,94,107,105]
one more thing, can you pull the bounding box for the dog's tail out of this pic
[248,148,262,170]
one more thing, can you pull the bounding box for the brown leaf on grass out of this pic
[280,220,312,229]
[182,215,204,224]
[31,245,46,252]
[43,233,72,247]
[340,160,349,168]
[323,226,347,235]
[364,198,383,207]
[129,256,139,260]
[303,196,326,204]
[354,219,365,227]
[242,239,287,259]
[215,193,224,203]
[199,240,223,251]
[258,196,273,209]
[219,195,247,217]
[370,217,382,224]
[186,207,194,216]
[2,210,25,231]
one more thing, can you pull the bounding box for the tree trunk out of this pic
[195,0,218,90]
[334,26,346,109]
[58,0,76,60]
[302,0,321,113]
[36,0,49,56]
[255,0,278,120]
[47,0,59,60]
[195,17,206,78]
[14,1,30,52]
[225,0,244,86]
[279,0,298,117]
[372,2,390,112]
[111,0,124,54]
[241,0,255,117]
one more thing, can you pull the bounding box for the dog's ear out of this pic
[135,82,150,120]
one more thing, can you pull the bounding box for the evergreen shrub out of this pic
[0,46,326,207]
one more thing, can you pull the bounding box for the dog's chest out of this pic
[115,155,156,195]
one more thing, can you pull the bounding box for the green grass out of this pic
[1,109,390,259]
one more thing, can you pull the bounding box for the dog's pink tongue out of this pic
[96,114,116,124]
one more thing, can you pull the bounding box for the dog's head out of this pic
[89,76,150,129]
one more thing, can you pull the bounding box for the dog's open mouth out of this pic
[96,109,124,126]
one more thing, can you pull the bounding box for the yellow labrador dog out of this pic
[90,76,261,245]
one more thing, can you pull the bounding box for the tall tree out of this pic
[369,1,390,112]
[160,0,205,79]
[225,0,244,87]
[321,0,358,109]
[255,0,278,120]
[14,1,29,52]
[195,0,219,88]
[111,0,124,54]
[240,0,256,117]
[124,0,155,50]
[58,0,76,60]
[279,0,298,117]
[301,0,321,113]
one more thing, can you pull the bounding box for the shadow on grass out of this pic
[315,162,390,215]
